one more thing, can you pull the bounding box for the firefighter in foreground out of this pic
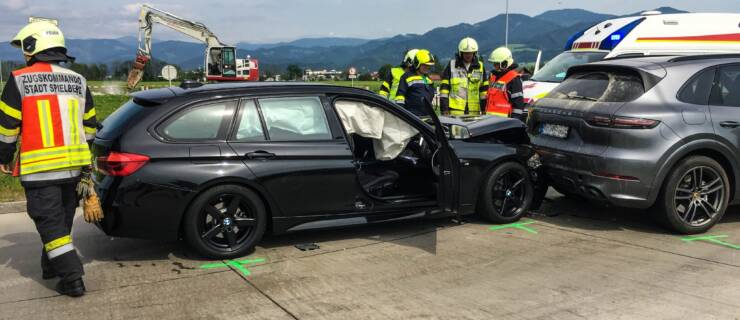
[0,20,97,297]
[394,49,437,116]
[439,37,488,116]
[378,48,419,100]
[485,47,526,121]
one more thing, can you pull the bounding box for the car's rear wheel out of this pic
[478,162,534,223]
[183,185,267,259]
[656,156,729,234]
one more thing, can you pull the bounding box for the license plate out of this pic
[540,123,569,139]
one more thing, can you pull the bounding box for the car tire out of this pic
[478,161,534,223]
[656,156,729,234]
[183,184,267,259]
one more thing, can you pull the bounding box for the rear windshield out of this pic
[546,70,645,102]
[530,51,608,83]
[97,99,147,140]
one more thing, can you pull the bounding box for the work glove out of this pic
[76,169,104,223]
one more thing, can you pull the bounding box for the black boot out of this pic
[56,278,86,297]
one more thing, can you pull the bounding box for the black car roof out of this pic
[131,82,376,104]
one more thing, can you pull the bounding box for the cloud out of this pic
[4,0,26,10]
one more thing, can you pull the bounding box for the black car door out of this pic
[227,96,365,218]
[421,101,461,213]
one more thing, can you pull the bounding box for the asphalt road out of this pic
[1,191,739,320]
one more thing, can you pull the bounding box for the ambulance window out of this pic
[679,68,716,105]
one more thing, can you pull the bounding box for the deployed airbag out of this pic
[335,100,418,160]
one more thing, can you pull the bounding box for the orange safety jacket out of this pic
[485,70,519,118]
[6,62,95,182]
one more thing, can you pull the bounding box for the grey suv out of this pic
[528,55,740,233]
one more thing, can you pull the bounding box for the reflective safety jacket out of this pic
[440,58,488,115]
[485,69,521,118]
[0,62,97,184]
[378,67,406,100]
[395,72,435,117]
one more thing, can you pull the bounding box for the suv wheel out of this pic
[478,162,534,223]
[657,156,729,234]
[183,185,267,259]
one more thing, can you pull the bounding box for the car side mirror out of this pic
[449,124,470,140]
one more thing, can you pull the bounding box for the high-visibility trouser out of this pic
[26,182,84,282]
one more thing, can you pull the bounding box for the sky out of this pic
[0,0,738,43]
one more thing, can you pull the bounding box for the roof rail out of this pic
[668,54,740,63]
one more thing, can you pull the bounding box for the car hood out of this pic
[439,115,525,137]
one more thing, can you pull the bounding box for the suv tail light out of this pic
[586,114,659,129]
[96,152,149,176]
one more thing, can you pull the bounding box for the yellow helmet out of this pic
[402,48,420,68]
[457,37,478,53]
[11,20,66,56]
[488,47,514,69]
[413,49,436,69]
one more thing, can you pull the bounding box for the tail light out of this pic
[586,114,659,129]
[96,152,149,176]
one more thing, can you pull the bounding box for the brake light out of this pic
[96,152,150,176]
[586,114,659,129]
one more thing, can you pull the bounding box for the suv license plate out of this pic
[540,124,569,139]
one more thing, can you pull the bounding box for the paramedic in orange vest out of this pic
[485,47,526,121]
[0,19,96,297]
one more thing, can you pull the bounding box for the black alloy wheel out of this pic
[184,185,267,258]
[479,162,534,223]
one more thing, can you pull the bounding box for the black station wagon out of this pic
[93,82,538,258]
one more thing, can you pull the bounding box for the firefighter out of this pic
[485,47,525,121]
[395,49,436,117]
[378,48,418,100]
[439,37,488,116]
[0,20,97,297]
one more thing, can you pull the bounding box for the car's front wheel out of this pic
[657,156,729,234]
[183,185,267,259]
[478,161,534,223]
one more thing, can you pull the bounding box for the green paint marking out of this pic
[199,257,266,276]
[681,235,740,250]
[489,220,538,234]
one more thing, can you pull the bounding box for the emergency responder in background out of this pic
[0,19,97,297]
[439,37,488,116]
[395,49,436,117]
[379,48,418,100]
[485,46,526,121]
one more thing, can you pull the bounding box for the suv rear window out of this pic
[547,70,645,102]
[97,99,147,140]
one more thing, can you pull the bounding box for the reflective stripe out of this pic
[510,92,523,98]
[45,235,72,252]
[0,134,18,143]
[83,107,96,121]
[21,169,80,182]
[0,125,19,136]
[439,93,449,98]
[395,95,406,103]
[512,109,524,114]
[84,126,96,135]
[21,154,91,174]
[37,100,55,148]
[440,80,450,85]
[407,80,426,86]
[69,98,80,145]
[85,133,94,141]
[21,144,89,162]
[48,243,75,259]
[0,100,21,120]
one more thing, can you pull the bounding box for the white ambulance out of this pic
[524,11,740,105]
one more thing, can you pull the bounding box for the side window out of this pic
[678,68,716,105]
[258,97,332,141]
[234,100,265,141]
[710,65,740,107]
[160,101,235,141]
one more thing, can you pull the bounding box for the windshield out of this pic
[531,51,608,83]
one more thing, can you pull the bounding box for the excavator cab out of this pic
[206,46,237,80]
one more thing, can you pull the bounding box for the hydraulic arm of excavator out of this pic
[126,5,227,89]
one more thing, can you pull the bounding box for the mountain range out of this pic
[0,7,687,74]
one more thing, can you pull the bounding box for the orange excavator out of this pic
[126,4,258,89]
